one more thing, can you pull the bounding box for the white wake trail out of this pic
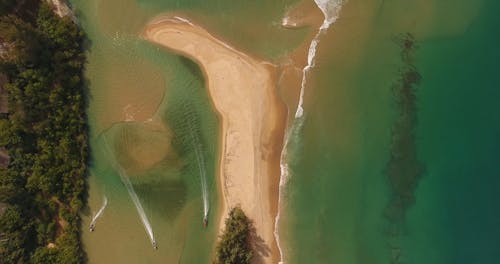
[102,136,157,248]
[275,1,346,263]
[187,118,209,220]
[116,167,156,246]
[90,196,108,230]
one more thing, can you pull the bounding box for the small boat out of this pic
[203,217,208,228]
[152,241,158,250]
[89,224,95,232]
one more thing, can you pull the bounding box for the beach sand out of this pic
[143,16,284,263]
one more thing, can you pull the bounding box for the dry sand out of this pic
[143,16,284,263]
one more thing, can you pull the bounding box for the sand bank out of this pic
[143,16,284,263]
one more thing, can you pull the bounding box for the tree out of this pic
[0,15,41,64]
[0,118,10,145]
[0,1,89,261]
[215,207,253,264]
[0,0,17,16]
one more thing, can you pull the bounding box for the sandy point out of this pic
[142,15,286,263]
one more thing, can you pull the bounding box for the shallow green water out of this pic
[70,0,223,262]
[82,34,221,264]
[70,0,302,262]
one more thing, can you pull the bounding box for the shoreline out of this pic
[143,16,285,263]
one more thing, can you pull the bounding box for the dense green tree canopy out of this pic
[215,207,253,264]
[0,1,88,263]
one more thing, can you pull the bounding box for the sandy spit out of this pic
[143,16,285,263]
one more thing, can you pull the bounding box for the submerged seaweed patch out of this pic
[385,32,425,232]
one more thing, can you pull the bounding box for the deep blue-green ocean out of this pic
[283,0,500,263]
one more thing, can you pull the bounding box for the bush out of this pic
[215,207,253,264]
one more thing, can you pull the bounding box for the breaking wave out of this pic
[274,1,346,263]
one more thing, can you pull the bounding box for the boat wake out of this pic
[102,136,157,249]
[187,117,210,224]
[89,196,108,232]
[116,166,156,248]
[274,1,346,263]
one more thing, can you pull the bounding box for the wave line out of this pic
[274,1,346,263]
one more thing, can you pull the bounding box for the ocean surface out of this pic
[282,0,500,263]
[70,0,500,263]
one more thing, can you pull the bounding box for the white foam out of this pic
[294,0,344,119]
[90,196,108,229]
[274,1,346,263]
[282,17,289,26]
[314,0,344,30]
[274,128,291,264]
[173,16,195,26]
[281,17,298,28]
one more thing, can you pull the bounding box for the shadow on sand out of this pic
[249,221,271,264]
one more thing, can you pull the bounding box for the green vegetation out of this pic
[215,207,253,264]
[0,1,88,263]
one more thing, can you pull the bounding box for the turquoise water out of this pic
[284,0,500,263]
[405,1,500,262]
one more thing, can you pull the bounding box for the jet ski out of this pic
[152,241,158,250]
[89,224,95,232]
[203,216,208,228]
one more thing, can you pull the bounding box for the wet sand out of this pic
[143,16,284,263]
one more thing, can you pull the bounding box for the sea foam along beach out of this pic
[143,16,285,263]
[275,0,346,263]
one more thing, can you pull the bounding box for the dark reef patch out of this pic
[384,32,425,262]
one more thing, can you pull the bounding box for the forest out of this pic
[0,0,88,263]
